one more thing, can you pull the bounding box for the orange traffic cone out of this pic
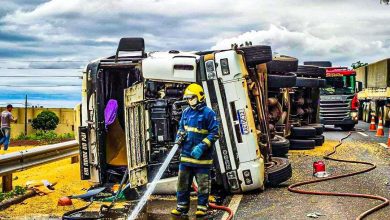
[376,117,384,137]
[387,129,390,148]
[369,115,376,131]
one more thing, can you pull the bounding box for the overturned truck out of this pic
[75,38,292,197]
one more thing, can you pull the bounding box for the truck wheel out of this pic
[266,157,292,186]
[290,126,316,138]
[289,139,316,150]
[295,77,320,88]
[239,45,272,66]
[362,103,367,122]
[271,135,290,157]
[306,135,325,146]
[384,106,390,126]
[308,123,324,135]
[266,55,298,74]
[268,73,297,88]
[295,65,326,77]
[339,124,355,131]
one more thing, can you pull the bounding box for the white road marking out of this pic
[357,132,368,137]
[379,143,388,149]
[222,194,243,219]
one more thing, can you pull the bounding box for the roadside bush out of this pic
[0,186,27,202]
[31,110,59,132]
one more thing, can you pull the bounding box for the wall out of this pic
[0,107,75,139]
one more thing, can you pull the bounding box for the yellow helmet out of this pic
[184,83,205,102]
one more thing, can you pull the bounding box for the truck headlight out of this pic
[243,170,253,185]
[351,111,358,120]
[205,60,217,80]
[220,58,230,75]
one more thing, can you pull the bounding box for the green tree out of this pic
[351,61,368,69]
[31,110,60,132]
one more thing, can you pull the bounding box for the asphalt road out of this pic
[233,121,390,220]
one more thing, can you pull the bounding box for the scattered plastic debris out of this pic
[306,212,325,218]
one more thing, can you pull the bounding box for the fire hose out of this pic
[191,183,234,220]
[288,131,389,220]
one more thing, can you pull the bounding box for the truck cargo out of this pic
[357,58,390,125]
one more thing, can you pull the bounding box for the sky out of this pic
[0,0,389,107]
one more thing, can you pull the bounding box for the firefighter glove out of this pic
[190,144,204,159]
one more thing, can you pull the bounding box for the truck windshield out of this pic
[321,75,355,95]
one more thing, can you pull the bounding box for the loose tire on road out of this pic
[239,45,272,66]
[289,139,316,150]
[307,135,325,146]
[295,77,320,88]
[266,157,292,186]
[308,123,324,135]
[268,73,297,88]
[290,126,316,138]
[266,55,298,74]
[271,135,290,157]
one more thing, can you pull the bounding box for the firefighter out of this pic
[171,83,219,218]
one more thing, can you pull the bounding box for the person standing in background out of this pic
[0,104,17,151]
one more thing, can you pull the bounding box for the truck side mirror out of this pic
[356,81,363,92]
[115,38,145,62]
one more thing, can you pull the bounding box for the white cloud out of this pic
[1,0,390,106]
[212,25,390,65]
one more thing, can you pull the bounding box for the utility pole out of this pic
[25,95,27,136]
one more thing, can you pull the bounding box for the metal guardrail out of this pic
[0,140,79,177]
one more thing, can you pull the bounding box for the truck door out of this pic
[124,83,149,189]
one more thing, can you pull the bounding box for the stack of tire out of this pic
[289,65,326,150]
[289,124,325,150]
[266,55,298,157]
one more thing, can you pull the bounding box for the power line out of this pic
[0,85,81,87]
[0,60,88,62]
[0,75,82,78]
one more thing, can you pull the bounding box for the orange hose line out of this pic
[288,132,389,220]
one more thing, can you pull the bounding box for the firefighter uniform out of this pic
[172,84,219,217]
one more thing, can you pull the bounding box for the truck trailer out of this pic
[357,58,390,125]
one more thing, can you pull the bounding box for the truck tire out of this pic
[295,65,325,77]
[271,135,290,157]
[291,126,316,138]
[339,124,355,131]
[268,73,297,88]
[289,139,316,150]
[308,123,324,135]
[303,61,332,67]
[266,157,292,186]
[239,45,272,66]
[295,77,320,88]
[307,135,325,146]
[266,55,298,74]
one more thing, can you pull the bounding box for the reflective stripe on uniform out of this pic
[202,138,211,147]
[184,126,209,134]
[197,205,208,211]
[177,204,188,209]
[181,157,213,165]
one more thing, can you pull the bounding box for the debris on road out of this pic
[306,212,326,218]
